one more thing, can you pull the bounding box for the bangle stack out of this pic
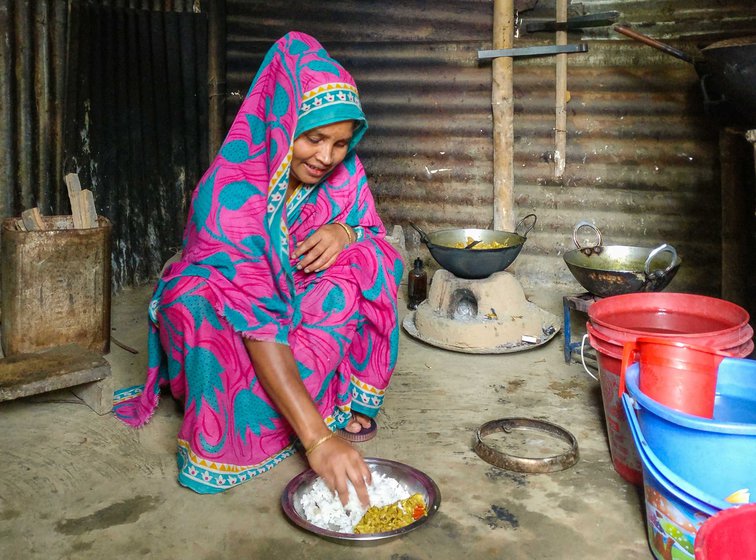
[305,432,336,457]
[335,221,355,246]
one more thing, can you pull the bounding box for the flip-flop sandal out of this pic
[337,417,378,443]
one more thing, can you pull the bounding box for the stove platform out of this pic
[403,270,560,354]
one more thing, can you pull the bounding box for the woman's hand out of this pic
[244,340,370,507]
[306,435,372,507]
[293,223,352,273]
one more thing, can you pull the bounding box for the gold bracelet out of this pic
[305,432,335,456]
[334,221,354,245]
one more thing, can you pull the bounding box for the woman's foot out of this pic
[338,412,378,442]
[344,412,372,433]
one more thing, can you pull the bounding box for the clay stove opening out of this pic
[448,288,478,320]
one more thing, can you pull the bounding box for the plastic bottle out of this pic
[407,257,428,310]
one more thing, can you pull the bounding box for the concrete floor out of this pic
[0,280,652,560]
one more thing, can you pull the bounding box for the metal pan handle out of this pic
[515,214,537,238]
[572,221,602,250]
[409,222,432,245]
[644,243,678,278]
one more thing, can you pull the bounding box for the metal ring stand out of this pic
[474,418,580,473]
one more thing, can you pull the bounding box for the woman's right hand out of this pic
[243,340,370,507]
[307,435,372,507]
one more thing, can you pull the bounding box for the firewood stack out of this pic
[15,173,99,231]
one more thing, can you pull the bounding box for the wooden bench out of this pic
[0,344,113,415]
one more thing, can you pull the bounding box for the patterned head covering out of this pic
[239,31,368,198]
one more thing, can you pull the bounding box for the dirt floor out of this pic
[0,278,653,560]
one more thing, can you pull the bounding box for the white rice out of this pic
[299,470,411,533]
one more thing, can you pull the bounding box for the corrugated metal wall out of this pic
[0,0,209,290]
[227,0,756,304]
[0,0,68,218]
[2,0,753,300]
[63,1,209,287]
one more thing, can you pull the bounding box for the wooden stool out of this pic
[0,344,113,415]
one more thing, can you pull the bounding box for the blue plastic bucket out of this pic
[623,394,731,510]
[623,395,725,560]
[624,358,756,501]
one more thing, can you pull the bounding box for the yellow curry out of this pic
[353,494,427,534]
[451,236,509,250]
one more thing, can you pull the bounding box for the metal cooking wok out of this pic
[563,221,681,298]
[411,214,537,279]
[614,25,756,125]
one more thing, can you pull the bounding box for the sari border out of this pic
[176,439,297,493]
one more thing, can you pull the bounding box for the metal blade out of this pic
[478,43,588,60]
[525,11,621,33]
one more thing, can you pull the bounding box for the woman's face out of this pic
[290,120,354,186]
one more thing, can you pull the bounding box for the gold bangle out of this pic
[305,432,335,456]
[335,221,354,245]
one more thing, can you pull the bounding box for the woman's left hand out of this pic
[293,223,352,273]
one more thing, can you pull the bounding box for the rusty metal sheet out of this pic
[63,3,209,288]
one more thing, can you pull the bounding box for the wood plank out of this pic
[20,207,45,231]
[0,344,112,415]
[79,189,98,228]
[64,172,85,228]
[554,0,568,179]
[71,376,115,415]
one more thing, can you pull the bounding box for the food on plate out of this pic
[299,470,426,534]
[353,493,427,533]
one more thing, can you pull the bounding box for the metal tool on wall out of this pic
[523,11,620,34]
[522,10,619,179]
[477,43,587,59]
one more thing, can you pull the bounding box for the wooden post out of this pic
[554,0,568,179]
[492,0,516,232]
[719,128,750,306]
[747,130,756,178]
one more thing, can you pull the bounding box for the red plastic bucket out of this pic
[585,293,753,485]
[589,293,753,349]
[620,338,733,418]
[695,503,756,559]
[587,323,644,485]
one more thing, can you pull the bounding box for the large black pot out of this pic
[615,26,756,125]
[700,36,756,124]
[411,214,536,279]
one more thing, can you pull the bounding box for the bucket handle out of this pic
[618,340,638,398]
[579,334,598,381]
[644,243,678,279]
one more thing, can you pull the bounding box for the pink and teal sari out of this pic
[113,32,403,494]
